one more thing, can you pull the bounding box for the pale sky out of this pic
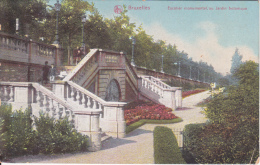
[49,1,259,75]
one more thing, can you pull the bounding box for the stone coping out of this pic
[66,80,127,107]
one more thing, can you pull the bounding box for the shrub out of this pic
[153,126,186,164]
[183,62,259,164]
[0,104,89,160]
[0,105,37,158]
[34,113,88,154]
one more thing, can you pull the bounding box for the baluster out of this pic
[93,100,97,110]
[52,101,57,118]
[55,102,61,120]
[60,105,66,119]
[76,90,81,104]
[161,89,164,98]
[42,94,48,112]
[36,90,41,106]
[98,102,103,118]
[70,87,75,101]
[98,102,102,111]
[142,79,145,87]
[87,96,91,108]
[49,99,54,117]
[151,84,154,92]
[81,93,86,108]
[9,86,14,102]
[0,86,2,99]
[4,86,8,101]
[66,110,72,121]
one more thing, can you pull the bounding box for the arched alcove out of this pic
[105,79,121,102]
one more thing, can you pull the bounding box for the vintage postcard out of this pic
[0,0,259,164]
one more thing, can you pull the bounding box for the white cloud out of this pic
[142,22,258,75]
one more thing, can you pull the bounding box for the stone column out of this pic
[117,106,126,138]
[100,103,126,138]
[88,114,101,152]
[176,88,182,108]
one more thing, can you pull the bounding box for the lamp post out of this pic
[174,61,181,77]
[15,18,19,35]
[81,14,87,55]
[53,0,61,45]
[178,61,181,77]
[131,36,136,66]
[198,68,200,81]
[161,55,164,73]
[189,66,192,80]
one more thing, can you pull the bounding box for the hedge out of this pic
[126,118,182,134]
[153,126,186,164]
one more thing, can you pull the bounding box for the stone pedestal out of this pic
[75,112,102,151]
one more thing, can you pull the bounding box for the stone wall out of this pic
[0,60,44,82]
[134,66,210,88]
[98,69,126,101]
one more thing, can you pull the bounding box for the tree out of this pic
[0,0,47,36]
[230,48,243,74]
[185,61,259,164]
[217,77,229,87]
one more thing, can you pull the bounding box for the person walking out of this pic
[49,64,56,82]
[42,61,49,84]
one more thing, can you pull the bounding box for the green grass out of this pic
[126,118,183,134]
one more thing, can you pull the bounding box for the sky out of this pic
[49,0,259,75]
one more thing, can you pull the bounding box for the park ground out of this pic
[9,90,211,164]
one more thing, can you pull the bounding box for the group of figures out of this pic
[42,61,56,84]
[73,47,85,64]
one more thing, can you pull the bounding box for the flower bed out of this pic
[124,101,178,126]
[182,89,206,98]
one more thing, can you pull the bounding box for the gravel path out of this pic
[10,90,211,164]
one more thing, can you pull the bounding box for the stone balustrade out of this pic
[144,76,172,89]
[52,80,127,138]
[0,32,62,66]
[0,81,102,151]
[139,76,182,110]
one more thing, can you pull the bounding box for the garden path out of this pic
[10,90,211,164]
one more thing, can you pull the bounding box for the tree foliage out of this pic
[0,0,221,81]
[230,48,243,74]
[184,61,259,164]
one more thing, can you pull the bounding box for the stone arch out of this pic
[105,79,121,102]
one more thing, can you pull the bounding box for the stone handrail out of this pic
[57,80,127,138]
[0,81,104,151]
[142,76,172,89]
[140,76,165,98]
[66,81,126,109]
[0,81,75,123]
[139,76,182,109]
[63,49,98,81]
[125,56,139,80]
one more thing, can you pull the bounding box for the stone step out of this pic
[101,132,112,142]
